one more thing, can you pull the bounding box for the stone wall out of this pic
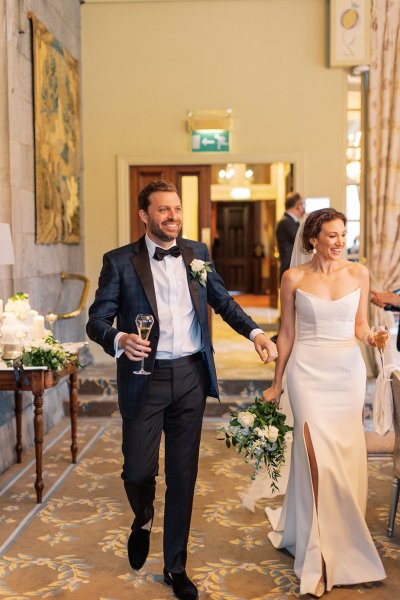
[0,0,84,474]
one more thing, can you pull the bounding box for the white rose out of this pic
[200,270,207,283]
[237,411,255,428]
[254,426,268,439]
[266,425,279,443]
[190,259,205,273]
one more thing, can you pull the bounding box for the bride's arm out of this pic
[354,263,377,347]
[262,271,296,405]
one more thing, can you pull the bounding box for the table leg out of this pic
[31,372,45,503]
[69,370,78,463]
[14,390,23,463]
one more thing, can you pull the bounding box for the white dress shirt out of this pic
[115,235,263,358]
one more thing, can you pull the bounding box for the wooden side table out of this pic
[0,363,78,503]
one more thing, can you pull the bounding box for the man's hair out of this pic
[138,180,178,212]
[302,208,347,253]
[285,192,302,210]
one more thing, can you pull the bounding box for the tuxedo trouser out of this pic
[122,353,209,573]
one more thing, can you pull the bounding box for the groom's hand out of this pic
[119,333,151,361]
[253,333,278,364]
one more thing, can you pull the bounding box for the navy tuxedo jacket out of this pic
[86,236,259,418]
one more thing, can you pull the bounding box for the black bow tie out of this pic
[153,246,181,261]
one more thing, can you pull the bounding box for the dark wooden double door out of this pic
[212,202,276,295]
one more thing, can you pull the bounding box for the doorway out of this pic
[212,200,277,298]
[129,161,292,306]
[129,165,211,242]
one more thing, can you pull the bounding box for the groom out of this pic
[86,180,277,600]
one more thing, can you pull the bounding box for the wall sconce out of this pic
[186,109,232,133]
[0,223,15,265]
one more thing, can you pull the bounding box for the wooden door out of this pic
[213,202,255,293]
[129,165,211,243]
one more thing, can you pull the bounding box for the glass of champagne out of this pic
[133,314,154,375]
[371,325,391,381]
[45,312,58,335]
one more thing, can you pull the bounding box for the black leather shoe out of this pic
[163,568,198,600]
[127,528,150,571]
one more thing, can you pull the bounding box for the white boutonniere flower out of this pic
[189,259,213,287]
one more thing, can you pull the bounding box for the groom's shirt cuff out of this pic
[249,328,264,341]
[114,331,125,358]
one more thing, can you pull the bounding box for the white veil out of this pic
[290,220,311,268]
[239,220,309,511]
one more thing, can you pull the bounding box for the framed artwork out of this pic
[329,0,371,67]
[29,13,80,244]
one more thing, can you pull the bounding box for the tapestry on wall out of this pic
[29,13,80,244]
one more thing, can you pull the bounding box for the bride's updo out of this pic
[302,208,347,253]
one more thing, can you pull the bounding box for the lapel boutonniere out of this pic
[189,259,213,287]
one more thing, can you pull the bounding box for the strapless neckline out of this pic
[296,288,360,302]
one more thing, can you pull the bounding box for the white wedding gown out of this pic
[266,288,386,595]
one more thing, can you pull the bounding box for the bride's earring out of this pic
[312,245,317,255]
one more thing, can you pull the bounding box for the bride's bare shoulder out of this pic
[345,260,369,277]
[344,260,369,283]
[282,266,307,288]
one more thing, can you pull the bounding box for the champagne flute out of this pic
[45,313,58,335]
[371,325,391,381]
[133,314,154,375]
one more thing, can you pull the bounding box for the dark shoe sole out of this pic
[163,571,199,600]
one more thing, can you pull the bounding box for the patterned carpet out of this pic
[0,416,399,599]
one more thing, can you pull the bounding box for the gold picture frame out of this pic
[29,14,80,244]
[329,0,371,67]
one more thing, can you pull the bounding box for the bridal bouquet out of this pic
[221,397,293,492]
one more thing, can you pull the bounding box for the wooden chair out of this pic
[387,370,400,537]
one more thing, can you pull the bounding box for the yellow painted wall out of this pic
[82,0,347,360]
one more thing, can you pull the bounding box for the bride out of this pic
[262,208,386,597]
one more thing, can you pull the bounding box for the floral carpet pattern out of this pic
[0,416,398,599]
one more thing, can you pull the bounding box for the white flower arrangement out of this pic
[21,335,79,371]
[189,259,213,287]
[4,292,31,320]
[221,397,293,492]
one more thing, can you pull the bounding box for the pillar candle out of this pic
[32,315,45,340]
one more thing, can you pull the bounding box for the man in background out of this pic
[276,192,305,281]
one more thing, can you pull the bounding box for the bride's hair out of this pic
[302,208,347,253]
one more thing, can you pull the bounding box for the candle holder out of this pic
[14,330,27,356]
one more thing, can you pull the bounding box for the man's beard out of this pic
[148,220,181,241]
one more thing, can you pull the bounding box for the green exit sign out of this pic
[191,130,230,152]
